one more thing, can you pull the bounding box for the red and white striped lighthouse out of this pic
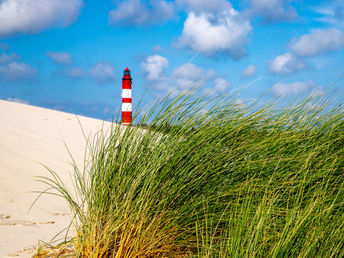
[121,67,132,125]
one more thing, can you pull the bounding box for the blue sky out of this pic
[0,0,343,119]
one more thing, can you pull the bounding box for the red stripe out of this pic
[122,81,132,89]
[122,112,132,124]
[122,98,132,103]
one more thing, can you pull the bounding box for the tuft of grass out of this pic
[36,91,344,257]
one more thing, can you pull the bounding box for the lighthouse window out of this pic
[124,70,130,76]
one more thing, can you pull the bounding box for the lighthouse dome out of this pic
[124,67,131,76]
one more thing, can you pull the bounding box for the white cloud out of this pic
[272,80,319,97]
[290,29,344,57]
[242,65,257,77]
[141,55,168,81]
[173,63,215,81]
[89,62,116,84]
[149,79,171,92]
[214,78,229,92]
[176,0,232,15]
[205,78,230,96]
[0,62,37,81]
[109,0,175,26]
[0,0,83,36]
[6,97,30,105]
[248,0,297,23]
[0,52,19,64]
[269,28,344,77]
[146,62,216,96]
[312,1,344,28]
[173,63,215,89]
[269,52,305,75]
[177,6,251,59]
[64,67,85,78]
[47,51,72,65]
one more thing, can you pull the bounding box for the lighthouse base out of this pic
[122,111,132,125]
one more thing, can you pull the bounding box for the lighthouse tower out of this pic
[121,67,132,125]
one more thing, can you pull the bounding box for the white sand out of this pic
[0,100,113,257]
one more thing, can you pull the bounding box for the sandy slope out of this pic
[0,100,113,257]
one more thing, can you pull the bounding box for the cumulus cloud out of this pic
[0,62,37,81]
[214,78,230,92]
[141,55,168,81]
[242,65,257,77]
[47,51,72,65]
[269,52,305,75]
[205,78,230,95]
[148,80,171,93]
[63,67,85,78]
[270,28,344,76]
[173,63,215,89]
[143,60,218,96]
[109,0,175,26]
[140,55,222,96]
[177,5,251,59]
[176,0,232,15]
[0,52,19,64]
[313,1,344,28]
[248,0,298,23]
[0,0,83,36]
[290,28,344,57]
[89,62,116,84]
[272,80,319,97]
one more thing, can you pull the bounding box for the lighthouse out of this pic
[121,67,132,125]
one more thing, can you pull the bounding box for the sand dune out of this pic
[0,100,113,257]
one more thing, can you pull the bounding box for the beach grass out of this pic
[35,91,344,257]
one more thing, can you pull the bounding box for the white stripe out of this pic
[122,89,132,98]
[122,103,132,112]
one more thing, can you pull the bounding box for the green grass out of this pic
[35,91,344,257]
